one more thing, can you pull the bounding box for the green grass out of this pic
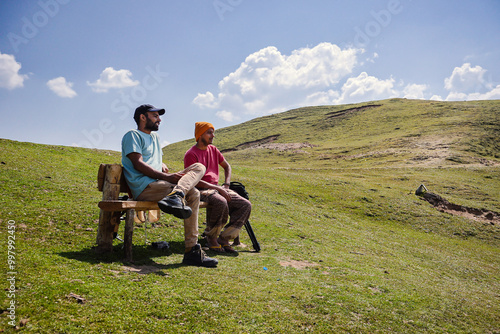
[1,99,499,333]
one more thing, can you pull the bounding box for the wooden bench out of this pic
[96,163,207,262]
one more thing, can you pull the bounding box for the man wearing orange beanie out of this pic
[184,122,252,253]
[194,122,214,142]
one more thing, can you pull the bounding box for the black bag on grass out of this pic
[229,181,249,200]
[229,181,260,252]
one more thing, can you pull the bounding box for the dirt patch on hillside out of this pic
[120,265,163,274]
[279,260,320,269]
[420,192,499,225]
[411,137,500,167]
[222,134,316,153]
[408,137,453,166]
[372,136,499,167]
[257,142,315,152]
[221,135,279,153]
[325,104,382,119]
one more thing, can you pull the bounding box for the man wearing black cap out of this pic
[121,104,218,267]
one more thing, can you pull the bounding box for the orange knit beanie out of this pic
[195,122,214,141]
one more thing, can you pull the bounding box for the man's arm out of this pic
[196,179,231,202]
[127,152,182,184]
[220,160,232,189]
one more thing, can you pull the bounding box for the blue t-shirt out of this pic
[121,129,163,199]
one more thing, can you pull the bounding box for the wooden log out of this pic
[96,164,123,253]
[124,209,135,262]
[98,199,210,212]
[97,164,106,191]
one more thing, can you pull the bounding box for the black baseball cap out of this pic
[133,104,165,121]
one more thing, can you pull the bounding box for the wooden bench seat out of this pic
[96,163,207,262]
[98,200,208,212]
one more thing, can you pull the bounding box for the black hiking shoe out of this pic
[158,190,192,219]
[182,244,218,268]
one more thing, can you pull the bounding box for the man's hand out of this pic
[128,152,183,184]
[164,172,184,184]
[162,163,169,173]
[194,179,232,202]
[216,186,232,202]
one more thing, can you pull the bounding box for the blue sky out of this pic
[1,0,499,151]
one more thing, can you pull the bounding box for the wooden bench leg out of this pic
[96,164,123,253]
[124,209,135,262]
[96,209,120,253]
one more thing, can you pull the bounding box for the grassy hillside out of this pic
[1,99,499,333]
[166,98,499,169]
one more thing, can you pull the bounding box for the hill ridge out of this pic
[165,98,500,169]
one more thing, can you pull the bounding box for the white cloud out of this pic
[216,110,236,122]
[478,85,500,99]
[334,72,398,104]
[0,52,28,90]
[47,77,77,98]
[403,83,428,99]
[194,45,500,122]
[305,90,340,106]
[455,84,500,101]
[193,91,217,108]
[87,67,139,93]
[445,91,468,101]
[444,63,487,93]
[193,43,363,120]
[444,63,500,101]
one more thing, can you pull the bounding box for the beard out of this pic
[145,118,159,131]
[201,136,212,146]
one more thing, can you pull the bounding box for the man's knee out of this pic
[189,162,206,174]
[213,193,229,206]
[238,196,251,208]
[137,181,173,201]
[244,200,252,212]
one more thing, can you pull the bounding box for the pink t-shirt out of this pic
[184,145,225,185]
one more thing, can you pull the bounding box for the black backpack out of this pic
[228,181,260,252]
[229,181,249,200]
